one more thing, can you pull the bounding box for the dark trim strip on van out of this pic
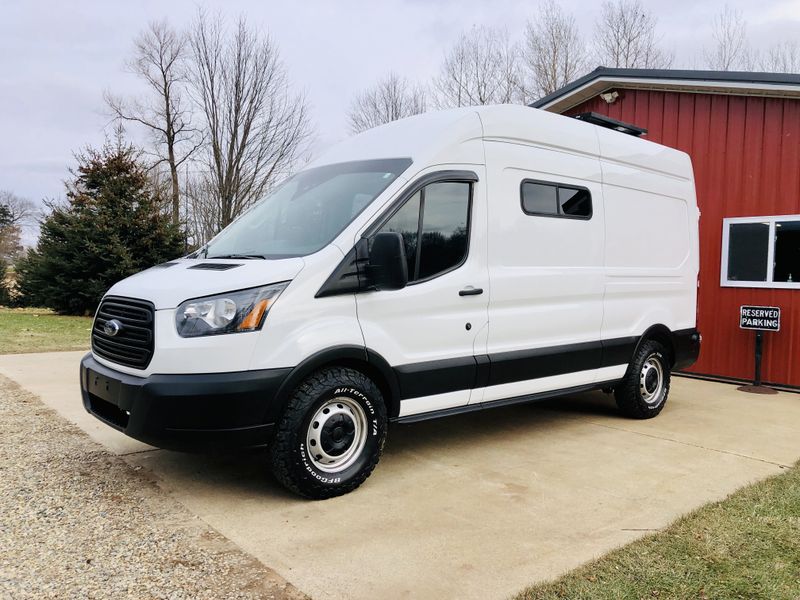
[393,337,629,401]
[486,340,603,387]
[394,355,478,399]
[393,330,699,402]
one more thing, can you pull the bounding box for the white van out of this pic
[81,105,700,499]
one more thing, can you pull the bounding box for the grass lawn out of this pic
[518,462,800,600]
[0,307,93,354]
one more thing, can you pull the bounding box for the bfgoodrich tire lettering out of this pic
[269,367,387,499]
[614,339,671,419]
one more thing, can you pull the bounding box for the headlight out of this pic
[175,282,289,338]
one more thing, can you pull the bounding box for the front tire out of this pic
[269,367,387,499]
[614,340,671,419]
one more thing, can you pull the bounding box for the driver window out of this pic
[378,191,420,279]
[378,181,471,282]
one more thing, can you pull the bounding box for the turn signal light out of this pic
[238,299,270,331]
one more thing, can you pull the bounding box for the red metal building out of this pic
[532,69,800,388]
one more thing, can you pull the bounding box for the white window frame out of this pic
[721,214,800,289]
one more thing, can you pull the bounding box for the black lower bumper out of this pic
[80,353,291,451]
[673,328,701,371]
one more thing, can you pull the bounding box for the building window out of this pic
[774,220,800,283]
[721,216,800,288]
[521,180,592,219]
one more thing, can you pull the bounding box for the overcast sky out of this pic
[2,0,799,238]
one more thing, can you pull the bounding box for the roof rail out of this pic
[573,112,647,137]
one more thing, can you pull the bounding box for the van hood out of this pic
[105,258,305,310]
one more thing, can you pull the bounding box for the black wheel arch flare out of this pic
[268,346,401,423]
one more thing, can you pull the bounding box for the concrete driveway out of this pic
[2,351,799,600]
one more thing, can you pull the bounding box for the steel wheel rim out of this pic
[640,355,664,404]
[306,397,368,473]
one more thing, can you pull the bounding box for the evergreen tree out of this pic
[0,205,11,305]
[0,203,22,262]
[0,204,11,227]
[0,258,9,306]
[16,140,185,314]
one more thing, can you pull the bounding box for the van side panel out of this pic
[596,128,699,346]
[480,139,609,403]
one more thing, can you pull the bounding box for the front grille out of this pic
[92,296,155,369]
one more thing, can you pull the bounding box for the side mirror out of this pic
[368,232,408,291]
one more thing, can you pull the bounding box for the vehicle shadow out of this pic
[139,389,621,500]
[387,389,619,454]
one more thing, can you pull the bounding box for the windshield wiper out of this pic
[205,253,267,260]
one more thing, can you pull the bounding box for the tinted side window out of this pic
[521,182,557,215]
[521,180,592,219]
[378,191,420,278]
[418,182,470,280]
[559,186,592,217]
[376,181,471,282]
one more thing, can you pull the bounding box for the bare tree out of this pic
[704,5,750,70]
[0,190,36,228]
[347,72,427,134]
[188,12,312,231]
[184,175,220,247]
[105,20,200,226]
[523,0,588,99]
[760,41,800,73]
[433,26,525,108]
[594,0,673,69]
[0,190,36,260]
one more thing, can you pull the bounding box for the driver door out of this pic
[355,168,489,418]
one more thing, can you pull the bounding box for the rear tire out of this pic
[614,340,671,419]
[269,367,387,499]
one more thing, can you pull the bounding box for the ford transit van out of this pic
[80,105,700,499]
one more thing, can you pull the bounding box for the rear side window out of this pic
[521,182,557,215]
[559,187,592,217]
[378,181,471,282]
[521,180,592,219]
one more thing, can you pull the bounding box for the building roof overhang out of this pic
[531,67,800,113]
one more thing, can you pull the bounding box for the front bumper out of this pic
[80,353,291,451]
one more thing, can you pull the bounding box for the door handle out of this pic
[459,286,484,296]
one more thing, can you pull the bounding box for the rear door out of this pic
[355,167,489,417]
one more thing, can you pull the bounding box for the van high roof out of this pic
[312,104,690,181]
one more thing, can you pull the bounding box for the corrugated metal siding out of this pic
[564,90,800,386]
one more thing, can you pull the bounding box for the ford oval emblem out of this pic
[103,319,123,337]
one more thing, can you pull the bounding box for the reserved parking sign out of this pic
[740,305,781,331]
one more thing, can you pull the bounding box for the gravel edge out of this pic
[0,375,308,600]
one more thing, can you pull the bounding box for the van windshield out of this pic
[202,158,412,259]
